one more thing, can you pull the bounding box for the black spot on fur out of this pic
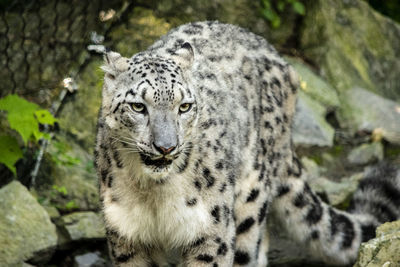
[293,192,307,208]
[277,185,290,197]
[201,119,217,129]
[361,224,376,242]
[360,179,400,206]
[234,250,250,265]
[203,168,216,188]
[256,238,262,258]
[246,188,260,202]
[211,205,221,223]
[111,195,118,202]
[311,230,319,240]
[115,252,135,263]
[258,201,268,224]
[101,169,108,184]
[223,205,230,224]
[288,156,302,177]
[113,150,123,168]
[371,201,397,223]
[186,198,197,206]
[217,242,228,255]
[196,254,214,263]
[264,121,273,130]
[112,102,121,114]
[192,237,206,247]
[258,163,266,181]
[236,217,255,234]
[305,200,323,225]
[219,183,227,193]
[329,208,355,248]
[228,173,236,185]
[107,175,113,188]
[215,161,224,169]
[177,143,192,173]
[194,180,202,191]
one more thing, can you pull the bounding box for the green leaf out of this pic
[261,7,275,21]
[0,94,39,114]
[277,0,286,11]
[0,94,55,144]
[7,112,39,144]
[261,0,271,9]
[0,94,40,144]
[52,185,68,195]
[271,16,281,28]
[65,200,79,210]
[0,135,23,176]
[261,5,281,28]
[292,1,305,15]
[35,109,58,126]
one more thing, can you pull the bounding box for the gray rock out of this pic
[0,181,57,265]
[292,91,335,147]
[339,87,400,145]
[354,220,400,267]
[62,212,106,241]
[43,205,61,220]
[74,252,107,267]
[286,57,339,110]
[300,0,400,101]
[348,142,384,165]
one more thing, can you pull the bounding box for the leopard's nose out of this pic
[153,143,176,155]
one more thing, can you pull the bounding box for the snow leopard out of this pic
[94,21,400,266]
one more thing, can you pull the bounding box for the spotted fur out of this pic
[95,21,400,266]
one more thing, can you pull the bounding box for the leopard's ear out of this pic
[101,50,129,80]
[171,42,194,70]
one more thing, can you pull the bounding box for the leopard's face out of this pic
[101,46,197,175]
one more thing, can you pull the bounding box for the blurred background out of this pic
[0,0,399,266]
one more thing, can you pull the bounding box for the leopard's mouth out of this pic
[140,153,173,168]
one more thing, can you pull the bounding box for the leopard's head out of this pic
[101,43,197,177]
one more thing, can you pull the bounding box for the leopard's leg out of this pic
[107,228,151,267]
[231,171,272,267]
[182,214,236,267]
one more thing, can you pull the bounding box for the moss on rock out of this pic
[300,0,400,102]
[354,221,400,267]
[286,57,339,110]
[0,181,57,265]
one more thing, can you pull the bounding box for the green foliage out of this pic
[85,160,95,174]
[65,200,79,211]
[0,94,57,175]
[0,136,23,175]
[260,0,305,28]
[50,185,80,211]
[50,141,81,166]
[52,185,68,196]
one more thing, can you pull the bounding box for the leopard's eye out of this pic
[179,103,192,113]
[131,103,145,113]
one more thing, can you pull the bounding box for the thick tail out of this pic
[348,162,400,236]
[270,162,400,266]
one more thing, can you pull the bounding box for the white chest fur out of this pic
[103,174,211,249]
